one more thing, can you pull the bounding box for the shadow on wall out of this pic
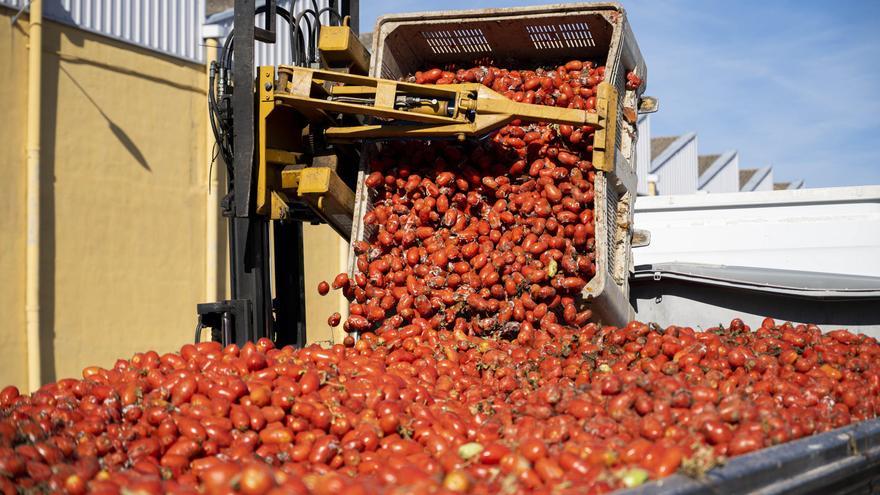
[37,18,65,384]
[41,1,152,172]
[13,0,212,384]
[57,65,151,171]
[36,14,164,381]
[57,53,204,93]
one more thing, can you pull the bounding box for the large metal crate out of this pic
[349,3,647,326]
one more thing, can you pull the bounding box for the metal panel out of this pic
[1,0,205,62]
[632,186,880,277]
[700,152,740,193]
[741,165,773,191]
[753,167,774,191]
[632,281,880,337]
[205,0,334,68]
[654,135,698,195]
[636,114,650,195]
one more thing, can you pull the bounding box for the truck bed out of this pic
[620,418,880,495]
[632,186,880,277]
[630,186,880,337]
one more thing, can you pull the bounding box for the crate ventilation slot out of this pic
[420,29,492,55]
[605,183,618,275]
[526,23,595,49]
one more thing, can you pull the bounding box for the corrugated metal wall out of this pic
[0,0,205,62]
[206,0,333,67]
[654,135,698,195]
[753,169,774,191]
[636,115,651,195]
[700,153,740,194]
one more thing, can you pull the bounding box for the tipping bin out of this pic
[348,3,648,325]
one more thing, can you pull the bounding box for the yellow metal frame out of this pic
[592,82,618,173]
[318,25,370,75]
[272,66,617,144]
[254,65,620,234]
[255,67,356,239]
[256,66,288,220]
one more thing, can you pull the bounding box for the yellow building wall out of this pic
[0,11,31,390]
[46,22,208,383]
[0,8,350,391]
[0,9,209,388]
[301,224,349,345]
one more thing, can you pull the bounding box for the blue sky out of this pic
[359,1,880,188]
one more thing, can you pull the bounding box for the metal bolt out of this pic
[265,82,273,91]
[279,208,290,221]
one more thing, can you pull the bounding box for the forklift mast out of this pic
[197,0,359,349]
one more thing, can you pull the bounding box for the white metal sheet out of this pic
[1,0,205,62]
[633,186,880,277]
[699,152,739,193]
[205,0,333,68]
[653,135,698,195]
[636,114,651,195]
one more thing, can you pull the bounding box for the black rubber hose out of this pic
[193,321,204,344]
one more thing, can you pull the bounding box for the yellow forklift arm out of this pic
[255,65,618,239]
[273,66,611,141]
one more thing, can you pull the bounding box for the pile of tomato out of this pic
[2,62,879,495]
[1,318,879,494]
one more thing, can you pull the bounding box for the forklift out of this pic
[196,0,620,348]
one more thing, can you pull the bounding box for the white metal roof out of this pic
[740,165,772,191]
[697,150,737,189]
[650,131,696,173]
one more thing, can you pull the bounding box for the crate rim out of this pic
[371,2,629,33]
